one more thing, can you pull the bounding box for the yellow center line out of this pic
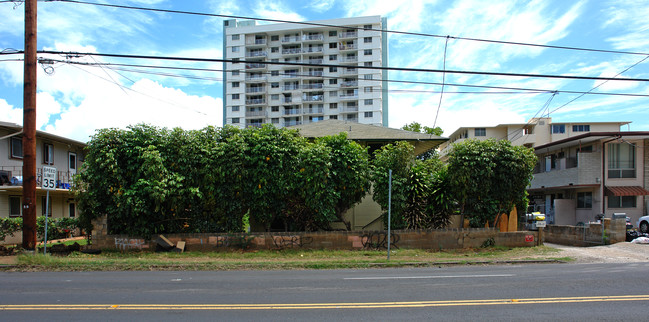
[2,295,649,310]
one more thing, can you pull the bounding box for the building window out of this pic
[10,137,22,159]
[69,203,76,218]
[271,35,279,41]
[364,24,372,30]
[271,70,279,76]
[329,66,337,72]
[232,106,240,112]
[41,196,52,217]
[329,115,338,120]
[364,111,373,118]
[329,30,337,37]
[364,49,372,55]
[608,195,637,208]
[271,82,279,88]
[232,94,240,100]
[232,70,239,76]
[231,46,239,53]
[364,99,373,105]
[330,91,337,97]
[232,118,240,124]
[329,42,337,49]
[9,196,21,217]
[232,82,239,88]
[363,74,373,80]
[232,34,240,41]
[474,128,486,136]
[271,94,279,101]
[271,47,279,53]
[232,58,240,64]
[329,54,337,61]
[364,62,372,67]
[608,143,635,178]
[43,143,54,164]
[330,103,338,109]
[364,37,372,43]
[364,87,372,93]
[573,124,590,132]
[271,106,279,112]
[271,118,279,124]
[329,79,337,85]
[577,192,592,209]
[552,124,565,134]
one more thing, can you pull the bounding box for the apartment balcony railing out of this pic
[303,95,324,102]
[307,58,323,64]
[245,86,266,93]
[306,71,323,77]
[245,75,267,82]
[282,48,302,55]
[284,120,302,127]
[281,97,300,103]
[339,43,357,50]
[345,117,359,123]
[246,39,267,46]
[245,63,267,69]
[339,92,358,99]
[283,84,300,91]
[340,56,358,63]
[305,108,324,114]
[302,83,324,90]
[303,47,324,53]
[1,166,75,188]
[343,106,359,112]
[245,110,267,117]
[341,81,358,87]
[281,36,300,43]
[339,31,357,39]
[282,73,299,78]
[283,109,302,115]
[342,68,357,75]
[246,51,267,58]
[302,34,324,41]
[245,98,266,105]
[245,122,264,128]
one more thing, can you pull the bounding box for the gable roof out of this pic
[289,120,448,155]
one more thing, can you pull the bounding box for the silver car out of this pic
[637,216,649,233]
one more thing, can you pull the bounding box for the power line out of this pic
[44,0,649,57]
[37,58,649,98]
[29,50,649,82]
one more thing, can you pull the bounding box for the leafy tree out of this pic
[316,133,371,230]
[446,139,537,227]
[401,122,443,136]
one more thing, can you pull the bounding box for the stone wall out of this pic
[544,218,626,247]
[91,227,540,252]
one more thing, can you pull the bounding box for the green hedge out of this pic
[0,217,80,242]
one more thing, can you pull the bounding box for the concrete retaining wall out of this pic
[544,218,626,247]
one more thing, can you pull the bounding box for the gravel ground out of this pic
[546,242,649,263]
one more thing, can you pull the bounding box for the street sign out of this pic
[535,221,547,228]
[42,166,57,190]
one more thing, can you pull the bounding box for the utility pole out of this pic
[22,0,37,250]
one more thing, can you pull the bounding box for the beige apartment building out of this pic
[440,118,649,226]
[0,121,85,220]
[222,16,388,128]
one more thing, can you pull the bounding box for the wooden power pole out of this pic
[22,0,37,250]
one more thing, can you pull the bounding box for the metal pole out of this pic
[44,191,49,255]
[387,169,392,261]
[22,0,38,251]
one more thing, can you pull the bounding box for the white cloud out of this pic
[603,0,649,51]
[0,99,22,124]
[307,0,336,12]
[253,0,306,23]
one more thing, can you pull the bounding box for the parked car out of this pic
[637,216,649,234]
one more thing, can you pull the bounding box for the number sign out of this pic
[42,166,57,190]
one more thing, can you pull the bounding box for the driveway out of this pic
[546,242,649,263]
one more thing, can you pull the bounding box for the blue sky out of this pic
[0,0,648,142]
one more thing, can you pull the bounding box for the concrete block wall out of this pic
[544,218,625,246]
[91,227,540,252]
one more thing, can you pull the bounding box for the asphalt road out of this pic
[1,262,648,321]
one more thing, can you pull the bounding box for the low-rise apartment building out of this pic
[0,121,85,219]
[440,118,648,225]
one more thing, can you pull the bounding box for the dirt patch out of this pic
[546,242,649,263]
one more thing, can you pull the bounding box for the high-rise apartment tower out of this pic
[222,16,388,128]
